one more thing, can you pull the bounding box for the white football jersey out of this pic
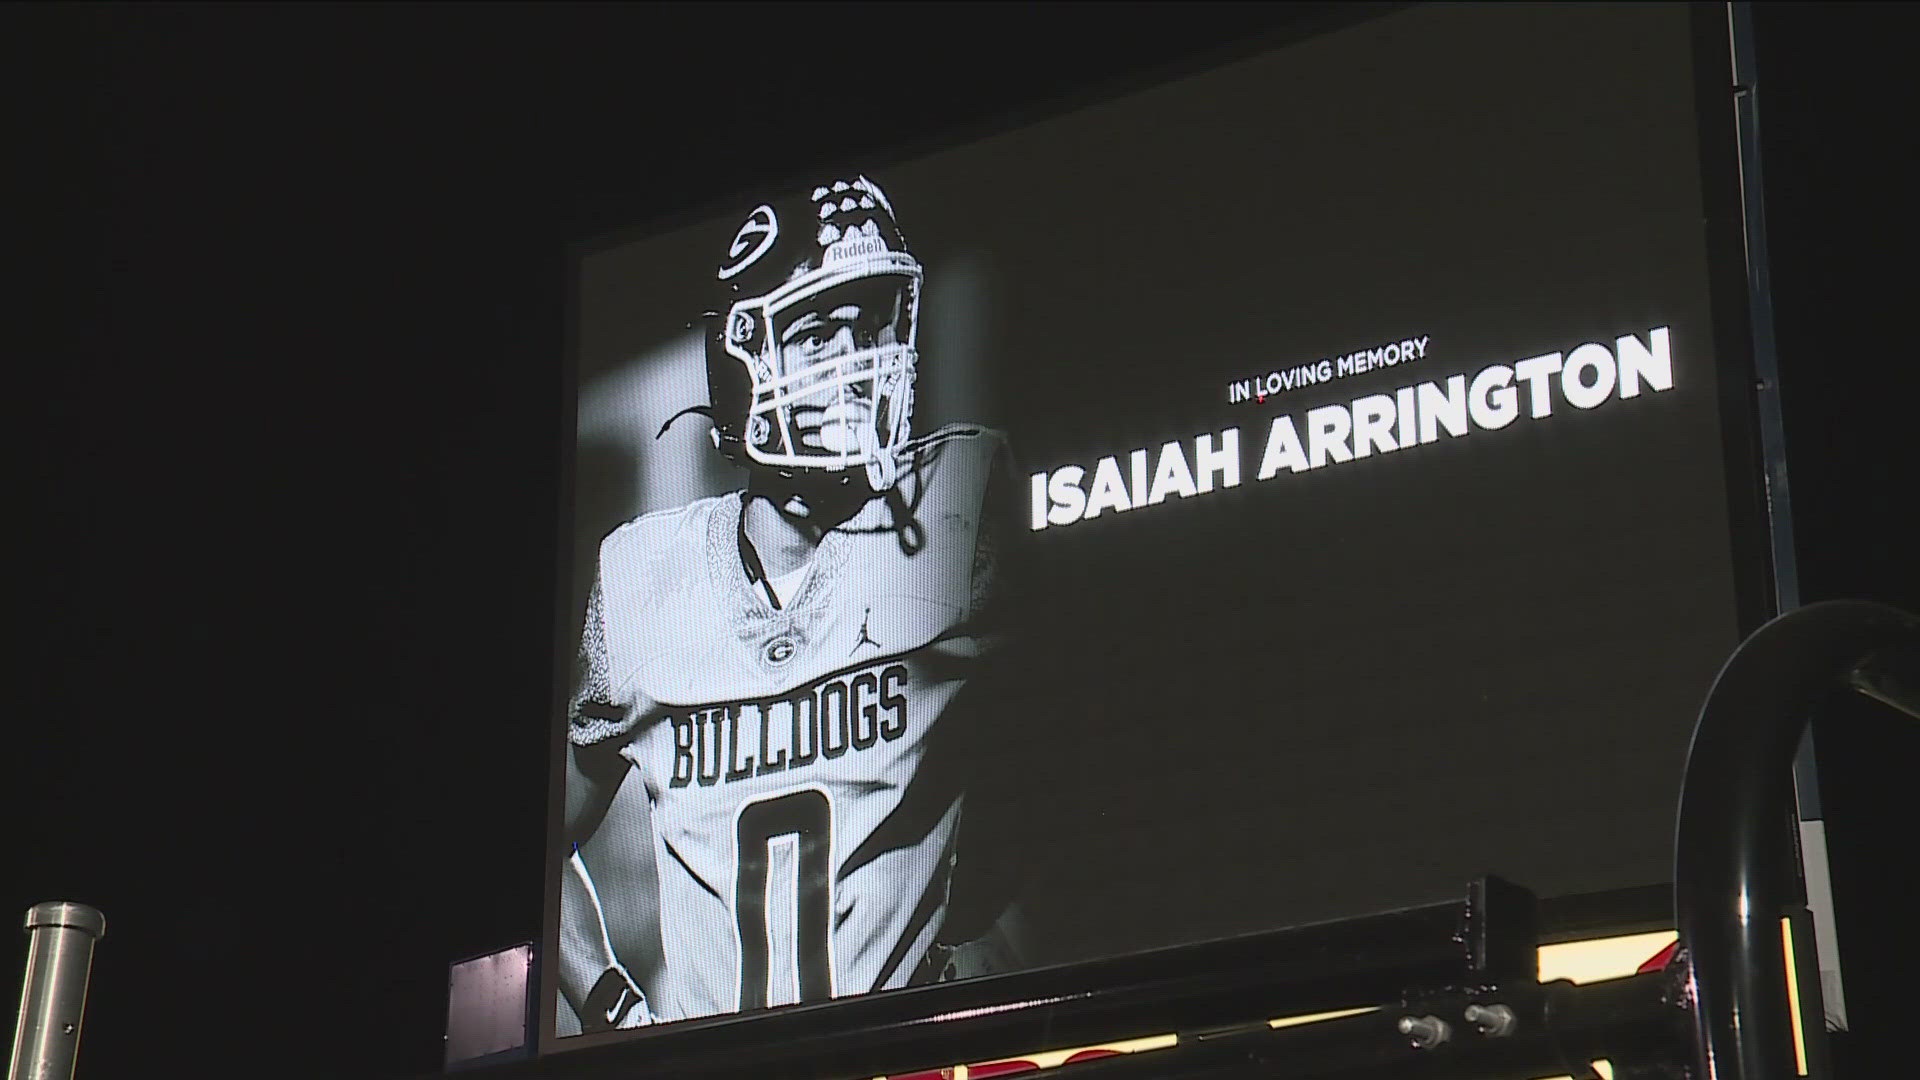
[572,425,1004,1022]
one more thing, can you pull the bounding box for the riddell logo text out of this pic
[668,664,909,788]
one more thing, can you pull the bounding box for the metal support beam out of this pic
[1674,600,1918,1080]
[9,902,106,1080]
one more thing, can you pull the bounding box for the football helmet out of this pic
[704,176,920,491]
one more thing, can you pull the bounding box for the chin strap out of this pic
[860,422,899,491]
[882,483,924,555]
[655,404,715,441]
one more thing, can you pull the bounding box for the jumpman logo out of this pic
[852,608,882,654]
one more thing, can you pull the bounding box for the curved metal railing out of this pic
[1674,600,1917,1080]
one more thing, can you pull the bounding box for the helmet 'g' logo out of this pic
[718,205,778,281]
[763,635,796,665]
[726,309,755,345]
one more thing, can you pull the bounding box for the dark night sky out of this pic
[5,4,1913,1078]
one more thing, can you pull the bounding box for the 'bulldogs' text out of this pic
[669,663,910,788]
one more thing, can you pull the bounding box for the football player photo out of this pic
[557,176,1024,1033]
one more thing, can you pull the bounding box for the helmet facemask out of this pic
[722,255,920,491]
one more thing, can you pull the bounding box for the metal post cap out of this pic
[22,902,106,939]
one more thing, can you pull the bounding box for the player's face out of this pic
[774,277,909,456]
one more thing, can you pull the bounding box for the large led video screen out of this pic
[548,2,1763,1047]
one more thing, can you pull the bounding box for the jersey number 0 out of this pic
[735,789,833,1009]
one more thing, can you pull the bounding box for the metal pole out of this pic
[9,902,106,1080]
[1674,600,1918,1080]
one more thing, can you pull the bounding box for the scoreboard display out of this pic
[545,1,1778,1059]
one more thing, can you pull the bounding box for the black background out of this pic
[6,4,1913,1078]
